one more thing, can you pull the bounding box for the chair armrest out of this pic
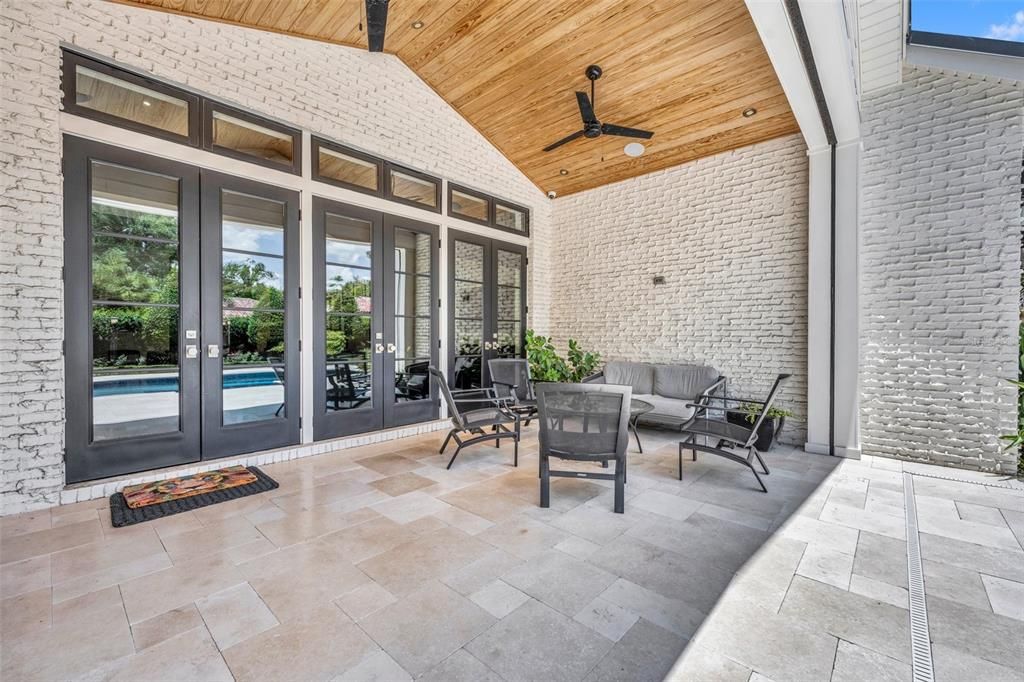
[451,387,498,398]
[491,380,520,390]
[698,395,765,406]
[582,371,605,384]
[700,376,728,397]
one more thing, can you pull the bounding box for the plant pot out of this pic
[726,412,778,451]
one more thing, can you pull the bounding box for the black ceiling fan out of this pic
[543,65,654,152]
[365,0,389,52]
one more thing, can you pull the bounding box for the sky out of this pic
[911,0,1024,40]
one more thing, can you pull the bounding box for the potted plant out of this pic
[726,402,793,451]
[525,330,600,383]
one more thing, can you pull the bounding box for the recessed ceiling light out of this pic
[742,107,757,118]
[142,100,152,107]
[411,20,424,29]
[559,168,569,175]
[623,142,645,157]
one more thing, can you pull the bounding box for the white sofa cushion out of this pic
[632,393,697,422]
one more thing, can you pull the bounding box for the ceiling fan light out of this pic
[624,142,645,157]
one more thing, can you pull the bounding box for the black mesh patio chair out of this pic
[677,373,791,493]
[488,358,538,425]
[536,382,632,514]
[430,367,520,470]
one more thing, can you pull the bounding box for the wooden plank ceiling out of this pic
[116,0,801,196]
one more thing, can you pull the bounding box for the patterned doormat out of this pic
[109,465,278,527]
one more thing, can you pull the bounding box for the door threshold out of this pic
[58,419,449,507]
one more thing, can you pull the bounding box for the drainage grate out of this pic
[904,468,1022,491]
[903,472,934,682]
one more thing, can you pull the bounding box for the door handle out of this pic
[483,341,492,350]
[185,345,198,359]
[386,343,396,353]
[207,344,220,358]
[375,343,385,354]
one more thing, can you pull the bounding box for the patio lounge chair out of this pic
[677,373,791,493]
[536,382,632,513]
[430,367,520,470]
[488,358,539,425]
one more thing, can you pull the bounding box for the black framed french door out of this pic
[199,172,300,457]
[312,197,439,440]
[448,229,527,390]
[64,136,201,483]
[63,137,300,483]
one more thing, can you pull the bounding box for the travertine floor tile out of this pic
[477,516,569,560]
[241,541,370,622]
[0,519,103,564]
[830,640,910,682]
[370,471,435,497]
[129,603,205,651]
[0,554,49,599]
[574,597,639,642]
[469,579,531,618]
[778,576,910,663]
[360,581,494,676]
[981,574,1024,621]
[120,552,245,624]
[466,599,612,682]
[335,581,397,621]
[102,625,234,681]
[196,582,279,650]
[418,649,503,682]
[502,548,616,616]
[222,606,378,681]
[357,526,491,595]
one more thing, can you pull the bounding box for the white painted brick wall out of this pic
[859,65,1022,473]
[0,0,551,514]
[548,134,810,445]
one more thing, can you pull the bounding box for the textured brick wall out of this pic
[0,0,550,513]
[548,134,810,444]
[859,66,1022,473]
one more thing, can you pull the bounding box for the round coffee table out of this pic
[630,398,654,453]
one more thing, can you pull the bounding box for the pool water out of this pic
[93,369,280,396]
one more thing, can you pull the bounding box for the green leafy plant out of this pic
[738,402,793,424]
[525,329,601,383]
[1000,321,1023,477]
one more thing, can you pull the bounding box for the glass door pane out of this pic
[313,198,384,439]
[219,190,286,425]
[451,239,486,389]
[384,218,438,427]
[201,172,299,458]
[495,248,525,358]
[325,213,374,414]
[393,228,432,400]
[90,161,183,441]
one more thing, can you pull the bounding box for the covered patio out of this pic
[2,0,1023,680]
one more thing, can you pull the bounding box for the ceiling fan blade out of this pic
[575,91,597,124]
[366,0,389,52]
[543,129,585,152]
[601,123,654,139]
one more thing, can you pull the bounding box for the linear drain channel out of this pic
[903,472,934,682]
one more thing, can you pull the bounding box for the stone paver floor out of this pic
[1,425,1022,681]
